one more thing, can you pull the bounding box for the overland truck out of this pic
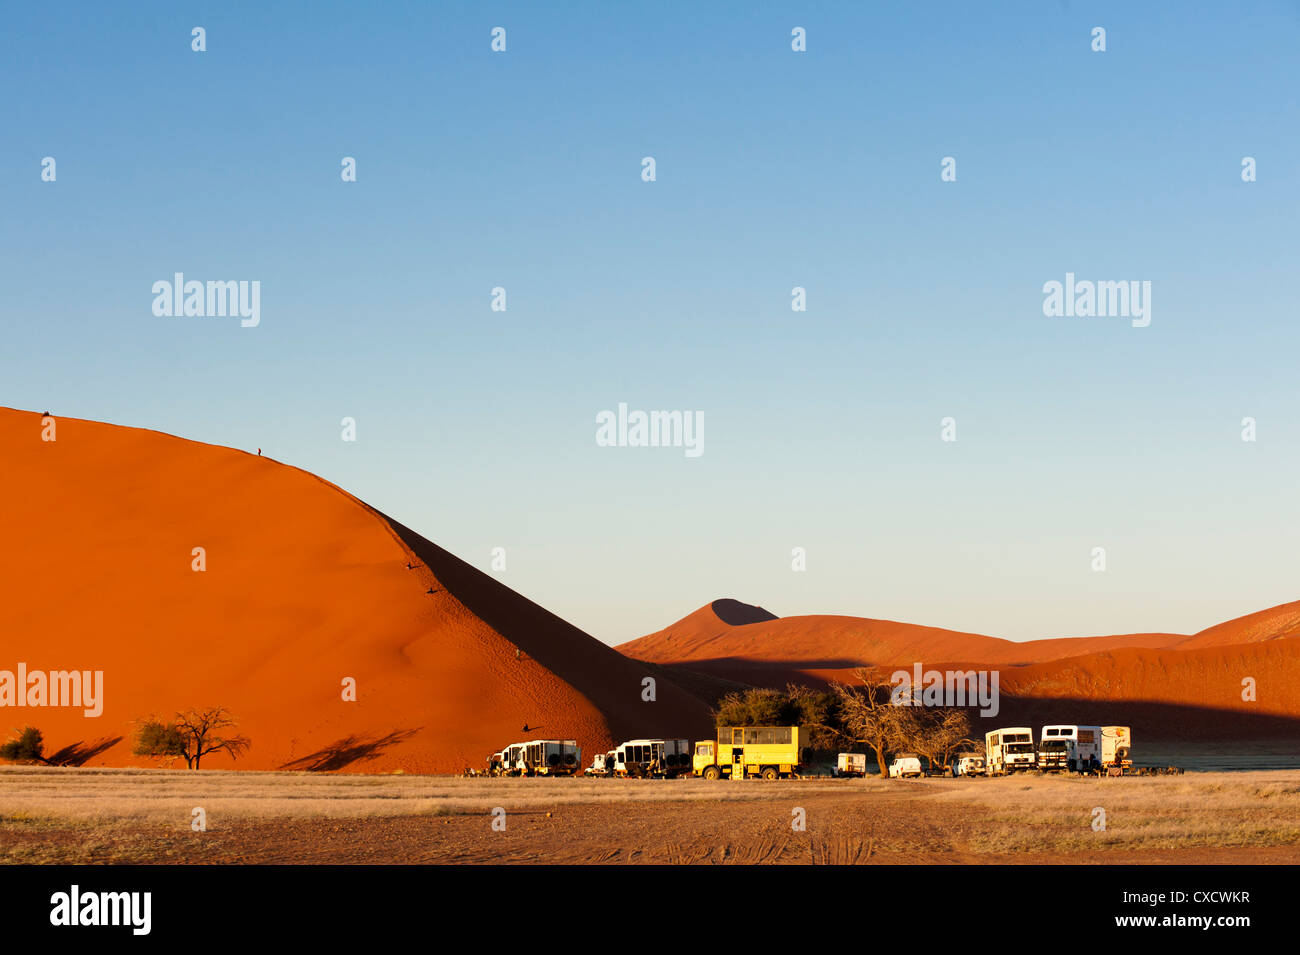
[985,727,1037,774]
[609,738,692,778]
[1100,726,1133,770]
[489,739,582,776]
[695,726,804,779]
[1038,724,1102,772]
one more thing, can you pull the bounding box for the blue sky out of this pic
[4,2,1298,644]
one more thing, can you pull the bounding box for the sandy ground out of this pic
[2,766,1298,864]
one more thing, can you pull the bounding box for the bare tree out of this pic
[135,708,251,769]
[174,707,250,769]
[908,707,976,771]
[831,673,909,777]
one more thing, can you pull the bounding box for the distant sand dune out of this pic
[618,598,1300,740]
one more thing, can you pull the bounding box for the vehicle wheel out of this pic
[762,767,778,780]
[703,765,721,780]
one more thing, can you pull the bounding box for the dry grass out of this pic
[0,766,886,825]
[920,771,1300,852]
[3,766,1299,863]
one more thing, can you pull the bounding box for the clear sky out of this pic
[5,2,1298,645]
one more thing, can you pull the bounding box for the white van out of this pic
[888,754,923,778]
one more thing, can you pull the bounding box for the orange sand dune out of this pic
[618,598,1188,672]
[618,599,1300,738]
[0,408,712,772]
[1176,600,1300,650]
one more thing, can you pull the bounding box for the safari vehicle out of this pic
[836,752,868,777]
[610,738,691,778]
[583,752,616,776]
[950,753,986,777]
[694,726,804,780]
[888,754,923,778]
[1100,726,1133,770]
[1037,724,1101,772]
[489,739,581,776]
[985,728,1037,774]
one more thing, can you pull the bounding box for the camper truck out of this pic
[836,753,869,778]
[695,726,804,779]
[950,753,986,777]
[1100,726,1132,770]
[488,739,581,776]
[1037,725,1102,772]
[985,728,1037,774]
[609,739,691,778]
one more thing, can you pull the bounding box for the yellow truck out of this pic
[694,726,804,779]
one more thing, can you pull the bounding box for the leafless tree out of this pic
[174,707,251,770]
[908,706,976,771]
[831,674,910,777]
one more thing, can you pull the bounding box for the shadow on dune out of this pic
[45,737,123,766]
[278,729,420,772]
[710,599,778,626]
[983,697,1300,743]
[649,660,1300,743]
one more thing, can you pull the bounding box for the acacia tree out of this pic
[134,707,250,770]
[831,674,910,777]
[907,706,976,771]
[0,727,45,763]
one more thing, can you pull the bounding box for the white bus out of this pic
[985,728,1036,774]
[489,739,582,776]
[1038,724,1102,772]
[609,738,691,778]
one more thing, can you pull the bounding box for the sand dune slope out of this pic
[0,408,711,772]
